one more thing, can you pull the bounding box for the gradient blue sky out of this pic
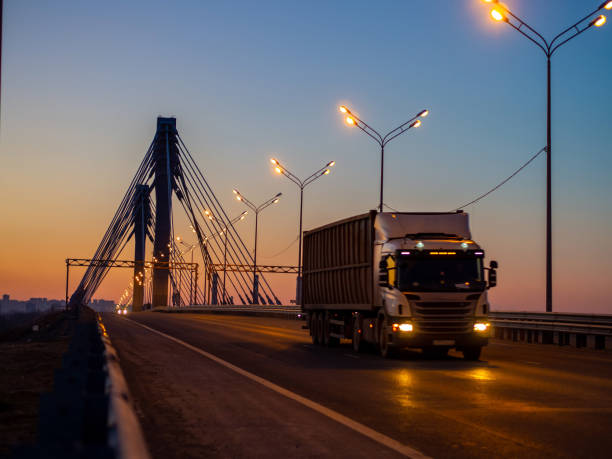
[1,1,611,312]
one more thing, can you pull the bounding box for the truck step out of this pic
[329,319,344,326]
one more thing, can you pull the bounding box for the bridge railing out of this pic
[490,311,612,350]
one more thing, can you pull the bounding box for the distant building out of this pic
[0,294,66,315]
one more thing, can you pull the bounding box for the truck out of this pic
[302,210,498,360]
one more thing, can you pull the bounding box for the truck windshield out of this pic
[396,256,484,292]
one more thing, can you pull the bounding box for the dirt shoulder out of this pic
[0,311,72,457]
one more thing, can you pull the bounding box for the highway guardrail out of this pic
[490,311,612,350]
[14,306,150,458]
[153,305,304,320]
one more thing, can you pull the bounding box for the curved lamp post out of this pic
[482,0,609,312]
[270,158,335,303]
[338,105,429,212]
[175,236,197,305]
[233,189,282,304]
[202,210,248,304]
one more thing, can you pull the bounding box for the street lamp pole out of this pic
[202,210,248,304]
[176,237,196,305]
[339,105,429,212]
[484,0,609,312]
[233,189,282,304]
[270,158,335,303]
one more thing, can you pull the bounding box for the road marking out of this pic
[127,318,430,459]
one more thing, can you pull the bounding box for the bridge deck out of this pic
[103,312,612,459]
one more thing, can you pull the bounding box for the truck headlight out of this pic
[474,322,490,332]
[393,323,413,332]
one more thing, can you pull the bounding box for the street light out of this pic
[233,189,282,304]
[201,209,248,304]
[480,0,608,313]
[338,105,429,212]
[270,157,335,303]
[175,236,197,305]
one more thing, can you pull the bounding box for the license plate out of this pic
[433,340,455,346]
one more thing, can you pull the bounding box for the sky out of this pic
[0,0,611,313]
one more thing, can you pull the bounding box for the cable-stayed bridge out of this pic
[68,117,284,310]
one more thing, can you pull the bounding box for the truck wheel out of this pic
[323,311,340,347]
[316,312,325,345]
[463,346,482,361]
[310,312,319,345]
[352,316,365,353]
[378,326,396,358]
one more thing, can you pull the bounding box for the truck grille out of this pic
[412,302,473,334]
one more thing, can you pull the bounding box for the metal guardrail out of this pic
[153,305,304,319]
[14,307,150,458]
[99,316,151,459]
[490,311,612,349]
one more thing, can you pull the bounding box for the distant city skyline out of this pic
[1,1,611,312]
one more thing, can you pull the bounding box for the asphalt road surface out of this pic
[103,312,612,459]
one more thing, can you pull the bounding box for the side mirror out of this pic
[490,260,498,269]
[488,268,497,289]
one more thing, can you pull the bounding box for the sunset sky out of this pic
[1,0,611,313]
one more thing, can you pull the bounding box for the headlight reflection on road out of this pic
[468,368,495,382]
[394,370,417,409]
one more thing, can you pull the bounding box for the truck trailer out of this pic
[302,210,498,360]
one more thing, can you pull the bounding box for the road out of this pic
[103,312,612,459]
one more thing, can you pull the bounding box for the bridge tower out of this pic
[132,184,150,311]
[152,117,179,307]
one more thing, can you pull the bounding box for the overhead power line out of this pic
[453,146,547,211]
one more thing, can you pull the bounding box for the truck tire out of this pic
[352,316,365,353]
[310,312,319,345]
[378,325,396,358]
[323,311,340,347]
[316,312,325,345]
[463,346,482,361]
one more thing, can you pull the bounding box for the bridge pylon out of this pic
[152,117,180,307]
[132,184,150,311]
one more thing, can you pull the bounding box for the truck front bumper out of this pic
[388,331,489,349]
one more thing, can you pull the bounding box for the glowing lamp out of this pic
[593,15,606,27]
[346,116,356,125]
[339,105,348,113]
[491,9,505,21]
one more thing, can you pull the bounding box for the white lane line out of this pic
[127,319,430,459]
